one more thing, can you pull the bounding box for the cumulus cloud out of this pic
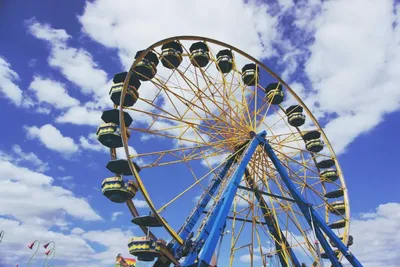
[75,0,400,157]
[132,199,149,209]
[0,147,139,267]
[71,227,85,235]
[116,146,146,166]
[0,147,101,225]
[79,0,279,68]
[25,124,79,154]
[11,144,49,173]
[26,18,112,124]
[274,0,400,154]
[239,253,261,263]
[111,211,123,221]
[19,0,400,157]
[0,56,24,106]
[306,0,400,153]
[28,76,80,109]
[27,19,109,97]
[0,218,133,267]
[0,180,101,223]
[342,203,400,267]
[56,105,103,126]
[79,133,108,152]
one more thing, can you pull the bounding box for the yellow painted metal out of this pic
[113,36,351,265]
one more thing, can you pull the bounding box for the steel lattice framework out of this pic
[95,36,364,267]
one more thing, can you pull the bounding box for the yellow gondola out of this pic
[161,41,183,69]
[265,83,284,104]
[189,42,210,68]
[329,200,346,215]
[128,237,166,262]
[241,63,259,86]
[96,123,130,148]
[286,105,306,127]
[320,169,339,183]
[303,130,324,153]
[102,177,137,203]
[216,49,233,73]
[133,50,159,81]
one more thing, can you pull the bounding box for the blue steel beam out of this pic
[244,168,300,267]
[183,131,265,266]
[262,140,363,267]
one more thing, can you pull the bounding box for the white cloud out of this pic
[0,150,101,224]
[0,160,52,187]
[275,0,400,154]
[71,227,85,235]
[239,253,261,263]
[116,146,146,166]
[56,105,104,126]
[22,0,400,158]
[0,218,93,265]
[234,190,252,208]
[0,179,100,223]
[201,153,230,168]
[79,0,279,68]
[343,203,400,267]
[133,199,149,209]
[79,133,108,152]
[26,19,112,127]
[25,124,79,155]
[0,56,24,106]
[254,246,268,254]
[57,175,76,190]
[28,76,80,109]
[307,0,400,153]
[111,211,123,221]
[278,0,295,12]
[116,146,133,159]
[79,228,135,264]
[58,176,73,181]
[0,147,133,266]
[0,218,133,267]
[27,19,109,97]
[11,144,49,173]
[36,106,51,114]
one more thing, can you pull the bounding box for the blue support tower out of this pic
[183,131,265,266]
[262,139,363,267]
[173,131,363,267]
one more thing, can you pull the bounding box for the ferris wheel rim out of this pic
[117,35,350,264]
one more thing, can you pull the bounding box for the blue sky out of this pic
[0,0,400,266]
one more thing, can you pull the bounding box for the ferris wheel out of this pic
[96,36,364,267]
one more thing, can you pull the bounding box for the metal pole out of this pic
[314,241,324,267]
[215,230,228,265]
[309,208,324,267]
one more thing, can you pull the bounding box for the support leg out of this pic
[262,140,363,267]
